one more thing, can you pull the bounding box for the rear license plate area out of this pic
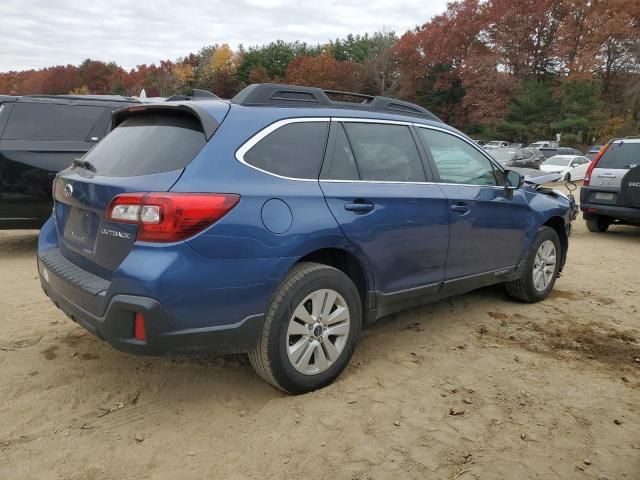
[63,207,96,250]
[591,191,616,204]
[595,192,614,201]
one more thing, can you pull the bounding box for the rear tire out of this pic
[505,226,561,303]
[249,262,361,394]
[585,216,610,232]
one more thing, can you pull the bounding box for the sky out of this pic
[0,0,449,72]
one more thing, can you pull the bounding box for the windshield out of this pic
[489,149,516,163]
[81,112,206,177]
[515,149,535,160]
[543,156,571,166]
[598,141,640,169]
[487,141,502,146]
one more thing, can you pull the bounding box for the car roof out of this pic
[230,102,453,131]
[611,138,640,144]
[0,94,140,107]
[135,98,459,136]
[21,94,138,103]
[547,154,580,159]
[231,83,441,122]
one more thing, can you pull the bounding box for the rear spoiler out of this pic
[111,103,219,140]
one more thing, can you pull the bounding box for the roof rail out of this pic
[22,94,138,103]
[166,89,222,102]
[231,83,440,122]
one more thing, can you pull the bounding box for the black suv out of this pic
[580,137,640,231]
[0,95,139,229]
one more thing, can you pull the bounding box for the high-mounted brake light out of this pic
[583,143,610,186]
[127,105,147,112]
[107,193,240,242]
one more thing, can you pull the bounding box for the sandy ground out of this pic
[1,207,639,479]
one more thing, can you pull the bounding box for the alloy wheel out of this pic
[533,240,556,292]
[286,289,350,375]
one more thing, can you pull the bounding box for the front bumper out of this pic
[38,250,263,356]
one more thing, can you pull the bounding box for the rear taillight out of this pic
[583,143,610,186]
[107,193,239,242]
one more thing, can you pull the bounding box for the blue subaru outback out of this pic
[38,84,574,393]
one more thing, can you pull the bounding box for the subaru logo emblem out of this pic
[63,183,73,199]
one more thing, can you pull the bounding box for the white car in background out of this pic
[540,155,591,181]
[484,140,510,150]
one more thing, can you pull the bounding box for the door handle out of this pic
[450,202,471,214]
[344,200,374,214]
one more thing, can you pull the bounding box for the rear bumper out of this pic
[580,202,640,221]
[40,273,263,356]
[37,244,265,356]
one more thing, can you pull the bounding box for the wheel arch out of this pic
[296,247,374,322]
[543,216,568,271]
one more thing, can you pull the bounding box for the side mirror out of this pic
[505,170,524,190]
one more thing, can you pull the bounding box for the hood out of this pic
[510,167,562,185]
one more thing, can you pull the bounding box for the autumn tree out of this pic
[236,41,322,83]
[0,0,638,141]
[286,53,362,92]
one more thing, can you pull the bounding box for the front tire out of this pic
[585,216,610,232]
[249,262,362,394]
[563,172,571,181]
[506,226,561,303]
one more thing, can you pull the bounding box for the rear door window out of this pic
[82,112,206,176]
[598,142,640,169]
[243,121,329,179]
[327,123,360,180]
[342,122,425,182]
[3,103,105,141]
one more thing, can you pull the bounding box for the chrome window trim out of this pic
[234,117,330,182]
[320,179,505,189]
[234,116,506,188]
[321,179,436,185]
[334,117,414,126]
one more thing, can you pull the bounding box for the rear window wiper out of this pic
[71,158,96,172]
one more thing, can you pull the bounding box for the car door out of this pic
[415,126,531,282]
[319,120,450,298]
[571,156,590,180]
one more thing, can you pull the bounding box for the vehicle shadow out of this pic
[0,229,39,255]
[32,281,512,409]
[602,225,640,239]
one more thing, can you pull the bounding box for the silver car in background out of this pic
[580,137,640,232]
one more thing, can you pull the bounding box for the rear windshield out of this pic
[83,112,206,176]
[598,142,640,169]
[3,103,105,141]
